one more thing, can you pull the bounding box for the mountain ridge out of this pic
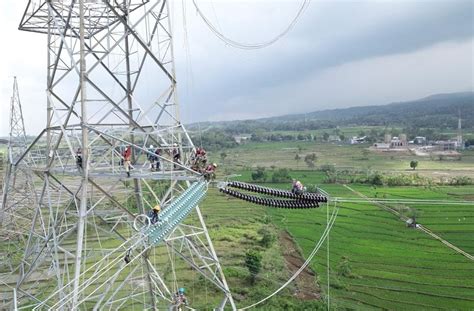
[188,91,474,130]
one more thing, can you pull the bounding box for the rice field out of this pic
[264,174,474,310]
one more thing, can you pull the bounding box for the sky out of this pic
[0,0,473,136]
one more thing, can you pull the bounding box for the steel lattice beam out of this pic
[1,1,236,310]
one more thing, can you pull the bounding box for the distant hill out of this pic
[189,92,474,133]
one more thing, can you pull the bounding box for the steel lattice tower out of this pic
[0,0,235,309]
[1,77,38,274]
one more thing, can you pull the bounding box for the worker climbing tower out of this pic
[1,0,235,309]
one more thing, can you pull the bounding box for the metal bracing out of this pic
[1,1,235,310]
[0,77,39,272]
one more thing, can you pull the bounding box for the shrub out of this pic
[271,168,292,183]
[449,176,473,186]
[251,166,267,182]
[258,227,276,248]
[245,250,262,284]
[320,164,335,173]
[337,256,353,278]
[369,173,383,186]
[305,184,319,193]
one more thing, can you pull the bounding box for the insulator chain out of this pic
[219,181,327,209]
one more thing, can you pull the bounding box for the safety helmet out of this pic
[212,163,217,168]
[178,287,185,294]
[153,204,161,211]
[149,145,154,149]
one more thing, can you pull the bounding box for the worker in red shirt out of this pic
[203,163,217,181]
[123,145,132,177]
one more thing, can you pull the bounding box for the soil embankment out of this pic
[279,230,320,300]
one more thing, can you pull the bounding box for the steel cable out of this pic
[191,0,311,50]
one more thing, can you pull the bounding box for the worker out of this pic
[76,148,83,172]
[291,179,304,195]
[154,147,161,171]
[191,147,207,172]
[150,204,161,224]
[124,249,131,264]
[171,143,181,169]
[123,145,132,177]
[203,163,217,181]
[171,287,188,311]
[147,145,158,171]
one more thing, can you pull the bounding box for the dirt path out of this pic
[279,230,320,300]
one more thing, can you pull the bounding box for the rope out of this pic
[191,0,311,50]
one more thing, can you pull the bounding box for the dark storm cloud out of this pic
[178,0,473,122]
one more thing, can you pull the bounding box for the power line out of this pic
[238,202,339,310]
[191,0,311,50]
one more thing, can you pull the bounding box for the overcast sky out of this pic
[0,0,473,136]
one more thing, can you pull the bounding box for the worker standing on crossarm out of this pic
[172,143,181,169]
[192,147,208,172]
[147,145,157,171]
[154,147,161,171]
[123,145,132,177]
[203,163,217,181]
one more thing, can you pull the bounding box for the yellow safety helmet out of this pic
[153,204,161,212]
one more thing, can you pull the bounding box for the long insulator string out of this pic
[219,186,323,209]
[226,181,327,202]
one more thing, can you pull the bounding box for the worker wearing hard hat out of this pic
[150,204,161,224]
[203,163,217,181]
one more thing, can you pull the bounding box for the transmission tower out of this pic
[1,1,234,309]
[0,77,38,274]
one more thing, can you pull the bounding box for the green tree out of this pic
[369,173,383,186]
[322,132,330,142]
[245,250,262,284]
[410,160,418,170]
[251,167,267,182]
[258,227,275,248]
